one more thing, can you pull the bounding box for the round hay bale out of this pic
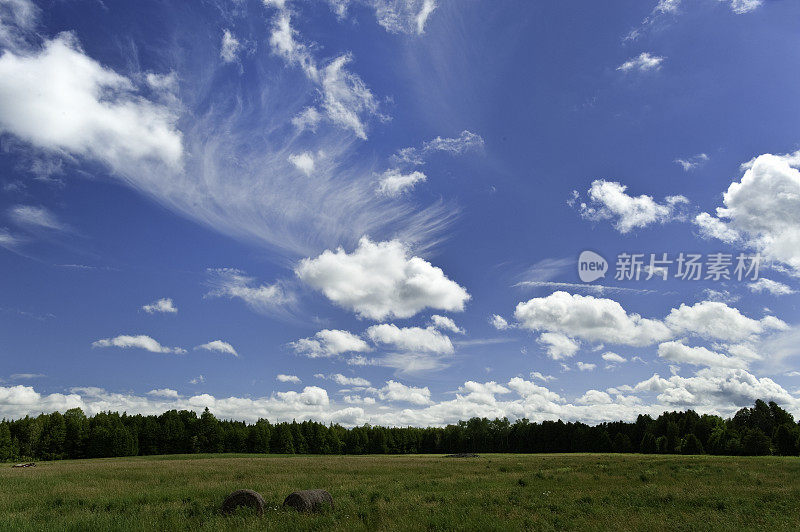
[221,489,265,516]
[283,489,334,513]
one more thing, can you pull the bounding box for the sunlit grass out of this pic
[1,453,799,531]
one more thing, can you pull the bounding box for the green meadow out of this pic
[1,453,799,531]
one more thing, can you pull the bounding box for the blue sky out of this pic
[1,0,800,425]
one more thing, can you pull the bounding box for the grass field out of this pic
[1,453,799,531]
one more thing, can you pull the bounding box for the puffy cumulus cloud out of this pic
[376,169,426,197]
[633,367,794,413]
[665,301,787,343]
[617,52,664,72]
[748,278,795,296]
[142,297,177,314]
[455,381,511,405]
[296,237,470,320]
[366,324,454,354]
[489,314,509,330]
[194,340,238,357]
[601,352,627,364]
[0,33,182,173]
[430,314,463,334]
[377,380,432,405]
[342,394,376,405]
[695,152,800,273]
[576,362,596,371]
[8,205,68,232]
[276,374,301,383]
[220,29,241,63]
[578,180,688,233]
[537,332,580,360]
[2,369,799,425]
[92,335,185,354]
[577,390,613,405]
[288,152,315,176]
[205,268,293,314]
[515,291,671,347]
[147,388,179,398]
[657,341,745,369]
[291,329,371,358]
[392,130,484,166]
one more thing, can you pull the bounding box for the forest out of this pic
[1,400,798,461]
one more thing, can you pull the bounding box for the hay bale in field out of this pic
[282,489,334,512]
[12,463,35,468]
[221,489,265,516]
[445,453,479,458]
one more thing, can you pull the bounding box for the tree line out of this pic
[1,399,798,461]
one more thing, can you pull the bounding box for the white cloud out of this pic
[392,130,484,166]
[576,361,596,371]
[147,388,179,398]
[577,390,613,405]
[665,300,787,343]
[195,340,238,357]
[291,107,322,132]
[617,52,664,72]
[0,368,798,426]
[530,371,556,382]
[0,228,21,249]
[537,332,580,360]
[8,204,68,232]
[291,329,371,358]
[277,374,301,383]
[515,291,672,347]
[675,153,709,171]
[92,335,185,354]
[749,278,795,296]
[289,151,315,176]
[657,341,745,369]
[430,314,463,334]
[371,0,438,34]
[601,352,627,363]
[695,152,800,272]
[377,380,432,405]
[205,268,292,314]
[141,297,177,314]
[189,375,205,385]
[725,0,762,14]
[694,212,741,243]
[489,314,509,330]
[0,33,182,173]
[296,237,470,320]
[376,169,427,197]
[578,180,688,233]
[329,373,371,387]
[320,54,381,140]
[366,324,454,354]
[220,29,241,63]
